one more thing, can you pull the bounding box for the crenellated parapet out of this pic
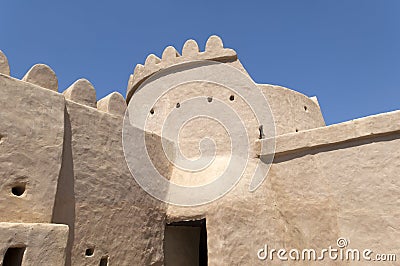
[125,35,248,103]
[0,50,127,117]
[0,38,325,133]
[1,36,400,266]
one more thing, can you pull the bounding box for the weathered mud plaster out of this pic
[0,35,399,265]
[0,223,69,266]
[0,74,64,223]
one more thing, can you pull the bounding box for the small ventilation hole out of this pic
[85,248,94,257]
[11,184,26,197]
[176,103,180,108]
[258,125,265,139]
[304,106,308,111]
[295,129,299,132]
[150,108,154,115]
[207,97,213,103]
[229,95,235,101]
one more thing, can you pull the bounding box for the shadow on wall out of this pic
[51,108,75,266]
[269,132,400,164]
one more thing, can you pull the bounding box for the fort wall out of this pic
[0,36,398,265]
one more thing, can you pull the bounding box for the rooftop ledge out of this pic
[256,110,400,158]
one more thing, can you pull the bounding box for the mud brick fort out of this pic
[0,36,398,265]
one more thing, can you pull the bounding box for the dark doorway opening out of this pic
[3,246,26,266]
[164,219,207,266]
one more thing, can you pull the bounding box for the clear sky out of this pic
[1,1,399,125]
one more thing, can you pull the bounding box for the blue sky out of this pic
[1,0,399,125]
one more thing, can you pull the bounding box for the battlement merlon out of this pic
[125,35,250,103]
[0,50,127,117]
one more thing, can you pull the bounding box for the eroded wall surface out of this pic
[0,61,172,265]
[165,112,400,265]
[0,37,399,266]
[0,223,69,266]
[0,74,64,223]
[60,100,169,266]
